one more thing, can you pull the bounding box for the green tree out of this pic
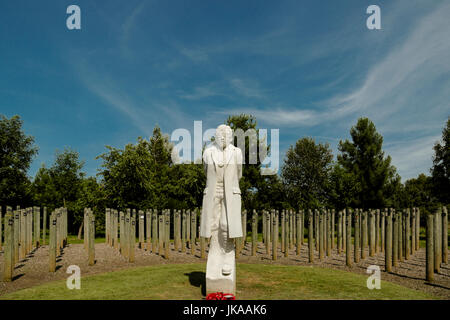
[0,115,38,206]
[403,173,434,214]
[226,114,268,210]
[50,148,85,206]
[32,165,57,209]
[328,163,360,209]
[97,137,154,209]
[431,117,450,204]
[281,137,333,209]
[338,118,395,208]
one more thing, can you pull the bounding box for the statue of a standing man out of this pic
[200,124,243,295]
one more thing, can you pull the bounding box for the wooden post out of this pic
[119,211,124,254]
[342,208,347,252]
[266,211,271,256]
[381,209,385,253]
[326,209,331,257]
[191,210,196,256]
[252,209,257,256]
[296,210,301,255]
[369,210,375,257]
[308,209,314,262]
[346,209,352,267]
[56,209,61,257]
[354,209,360,263]
[3,207,14,281]
[20,209,26,260]
[89,211,95,266]
[165,210,170,259]
[434,208,441,273]
[159,212,164,255]
[426,213,434,282]
[129,213,136,262]
[181,210,186,253]
[337,210,342,253]
[399,209,403,262]
[27,207,32,254]
[375,209,380,253]
[272,210,278,260]
[42,207,47,246]
[243,209,247,247]
[186,209,191,249]
[289,210,294,249]
[331,209,335,249]
[284,212,289,257]
[124,209,131,258]
[0,207,2,252]
[361,211,367,260]
[113,210,118,250]
[145,209,151,251]
[442,206,448,264]
[411,208,416,255]
[262,209,266,245]
[173,210,179,252]
[319,209,324,260]
[385,209,393,273]
[392,209,398,267]
[106,208,110,245]
[315,209,319,251]
[281,209,285,253]
[416,207,420,250]
[49,212,56,272]
[405,208,410,260]
[138,210,145,249]
[199,209,205,259]
[152,209,158,253]
[13,209,19,264]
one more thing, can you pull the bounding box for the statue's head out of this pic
[215,124,233,150]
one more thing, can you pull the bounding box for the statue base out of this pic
[205,229,236,295]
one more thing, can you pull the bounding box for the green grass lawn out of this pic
[0,263,436,300]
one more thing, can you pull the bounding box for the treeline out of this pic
[0,114,448,235]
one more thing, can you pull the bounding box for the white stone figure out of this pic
[200,124,243,295]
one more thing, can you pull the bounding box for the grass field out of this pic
[0,263,436,300]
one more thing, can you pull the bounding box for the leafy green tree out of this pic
[338,118,395,208]
[32,165,57,209]
[226,114,268,210]
[0,115,38,206]
[403,173,434,214]
[97,137,154,209]
[431,117,450,204]
[49,148,85,206]
[328,163,360,209]
[281,137,333,209]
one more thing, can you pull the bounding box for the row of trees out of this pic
[0,114,448,234]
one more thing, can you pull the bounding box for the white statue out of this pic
[200,124,243,295]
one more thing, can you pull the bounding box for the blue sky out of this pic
[1,0,449,181]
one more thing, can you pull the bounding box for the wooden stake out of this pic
[49,212,57,272]
[426,213,434,282]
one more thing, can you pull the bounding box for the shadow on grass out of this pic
[185,271,206,297]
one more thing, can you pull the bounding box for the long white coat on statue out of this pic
[200,141,243,239]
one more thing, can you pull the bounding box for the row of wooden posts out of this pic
[1,206,67,281]
[103,206,447,282]
[104,208,202,261]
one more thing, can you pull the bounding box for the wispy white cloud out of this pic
[179,85,221,100]
[119,2,147,58]
[385,135,440,180]
[229,78,266,99]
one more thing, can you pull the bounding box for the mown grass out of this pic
[0,263,436,300]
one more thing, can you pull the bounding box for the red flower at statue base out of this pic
[206,292,236,300]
